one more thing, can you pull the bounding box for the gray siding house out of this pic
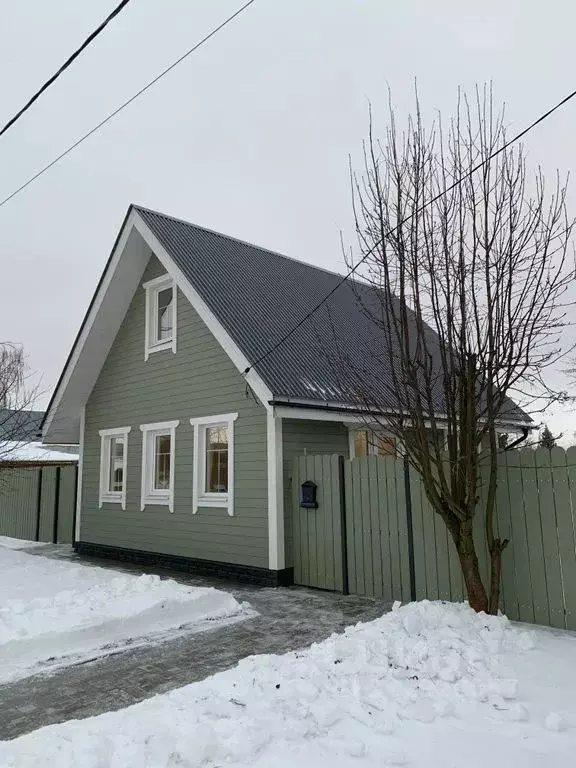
[43,205,530,584]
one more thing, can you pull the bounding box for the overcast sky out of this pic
[1,0,576,440]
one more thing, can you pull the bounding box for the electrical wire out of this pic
[0,0,255,209]
[242,86,576,376]
[0,0,133,139]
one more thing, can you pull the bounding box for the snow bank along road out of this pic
[1,601,574,767]
[0,540,250,684]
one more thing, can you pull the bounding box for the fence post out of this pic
[403,455,417,601]
[338,455,349,595]
[35,468,43,542]
[72,464,79,546]
[52,466,61,544]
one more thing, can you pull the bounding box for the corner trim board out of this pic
[267,412,284,570]
[75,405,85,542]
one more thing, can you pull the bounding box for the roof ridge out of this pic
[132,203,355,285]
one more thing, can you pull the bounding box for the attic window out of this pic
[143,274,177,360]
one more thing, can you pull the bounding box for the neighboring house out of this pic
[0,408,78,460]
[0,408,44,443]
[42,205,531,584]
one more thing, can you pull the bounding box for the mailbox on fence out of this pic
[300,480,318,509]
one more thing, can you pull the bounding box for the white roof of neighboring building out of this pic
[1,442,78,463]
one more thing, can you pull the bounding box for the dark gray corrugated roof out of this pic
[0,409,44,441]
[135,205,530,424]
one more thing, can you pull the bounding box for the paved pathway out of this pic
[0,547,389,740]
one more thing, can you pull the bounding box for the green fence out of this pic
[0,465,77,544]
[292,447,576,630]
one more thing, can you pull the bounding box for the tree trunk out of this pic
[451,520,489,613]
[488,539,508,615]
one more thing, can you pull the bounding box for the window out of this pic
[143,274,177,360]
[351,429,397,458]
[190,413,238,516]
[140,420,179,512]
[98,427,131,509]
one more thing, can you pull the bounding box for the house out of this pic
[0,408,44,443]
[0,407,78,463]
[42,205,531,585]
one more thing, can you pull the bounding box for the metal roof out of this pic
[0,409,44,442]
[135,206,530,424]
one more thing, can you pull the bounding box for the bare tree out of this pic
[0,343,38,461]
[341,86,575,613]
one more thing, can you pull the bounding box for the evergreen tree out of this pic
[540,424,556,450]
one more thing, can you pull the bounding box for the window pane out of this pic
[157,288,173,341]
[154,433,171,490]
[108,437,124,492]
[377,436,396,457]
[354,430,368,457]
[205,425,228,493]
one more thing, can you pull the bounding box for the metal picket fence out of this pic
[0,465,78,544]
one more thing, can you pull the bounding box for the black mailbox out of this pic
[300,480,318,509]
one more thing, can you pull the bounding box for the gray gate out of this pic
[292,453,415,599]
[291,454,346,591]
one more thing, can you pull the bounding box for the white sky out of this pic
[1,0,575,441]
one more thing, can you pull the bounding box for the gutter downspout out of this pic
[504,426,530,451]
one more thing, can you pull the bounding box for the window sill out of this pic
[141,493,171,510]
[146,339,174,357]
[196,494,233,516]
[99,493,123,507]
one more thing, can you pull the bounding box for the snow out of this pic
[1,600,575,767]
[2,441,79,462]
[0,535,45,550]
[0,547,249,684]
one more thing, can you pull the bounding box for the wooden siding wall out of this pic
[81,254,269,568]
[282,419,349,567]
[0,466,76,543]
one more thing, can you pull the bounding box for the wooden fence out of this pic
[0,465,77,544]
[292,447,576,631]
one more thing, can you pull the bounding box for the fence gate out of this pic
[291,454,346,591]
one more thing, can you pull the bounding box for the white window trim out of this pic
[139,420,179,512]
[143,274,177,361]
[190,413,238,516]
[98,426,131,510]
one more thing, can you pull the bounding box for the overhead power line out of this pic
[0,0,133,139]
[0,0,255,209]
[242,87,576,377]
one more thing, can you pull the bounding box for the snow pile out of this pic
[0,547,248,684]
[2,600,573,767]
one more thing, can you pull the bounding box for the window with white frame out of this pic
[140,420,179,512]
[190,413,238,516]
[98,427,131,509]
[143,274,177,360]
[350,429,397,458]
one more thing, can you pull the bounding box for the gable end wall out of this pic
[80,254,269,568]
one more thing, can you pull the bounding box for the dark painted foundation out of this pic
[74,541,294,587]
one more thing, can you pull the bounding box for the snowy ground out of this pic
[0,542,250,684]
[1,601,574,767]
[0,535,45,550]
